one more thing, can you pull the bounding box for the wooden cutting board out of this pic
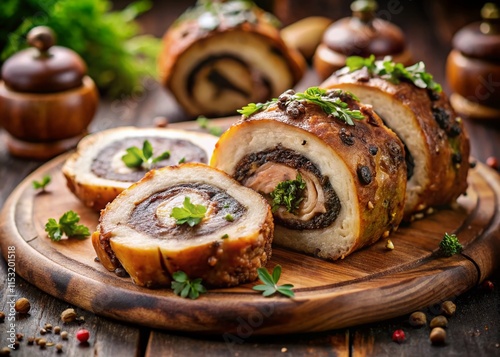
[1,120,499,335]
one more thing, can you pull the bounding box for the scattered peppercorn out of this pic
[480,280,494,292]
[38,338,47,348]
[60,308,77,323]
[12,341,19,349]
[15,333,23,341]
[61,331,69,340]
[486,156,499,170]
[40,328,47,335]
[392,329,406,343]
[0,312,5,323]
[54,326,61,334]
[76,329,90,343]
[409,311,427,327]
[430,315,448,328]
[27,337,35,345]
[154,116,169,128]
[441,301,456,317]
[0,347,10,356]
[56,343,63,353]
[14,298,31,314]
[430,327,446,345]
[44,323,53,331]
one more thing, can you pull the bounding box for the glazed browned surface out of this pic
[0,1,499,356]
[235,94,406,253]
[322,72,470,218]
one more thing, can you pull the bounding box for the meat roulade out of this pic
[321,57,470,219]
[158,0,306,117]
[63,127,218,211]
[92,163,273,288]
[211,87,407,260]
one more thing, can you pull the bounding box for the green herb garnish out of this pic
[0,0,161,98]
[439,232,463,257]
[224,214,234,222]
[238,87,364,125]
[221,234,229,239]
[170,197,207,227]
[196,116,224,136]
[32,175,51,191]
[44,210,90,242]
[171,271,207,299]
[270,174,306,213]
[178,157,186,164]
[252,265,295,298]
[346,55,442,92]
[121,140,170,169]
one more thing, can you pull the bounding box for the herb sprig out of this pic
[170,197,207,227]
[439,232,463,257]
[196,116,224,136]
[121,140,171,170]
[44,210,90,242]
[253,265,295,298]
[270,174,306,213]
[171,271,207,299]
[238,87,364,125]
[32,175,51,191]
[345,55,442,92]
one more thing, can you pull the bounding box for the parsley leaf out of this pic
[252,265,295,298]
[346,55,442,92]
[196,116,224,136]
[237,87,364,125]
[121,140,170,169]
[44,210,90,242]
[171,271,207,299]
[439,232,463,257]
[270,174,306,213]
[32,175,51,191]
[170,197,207,227]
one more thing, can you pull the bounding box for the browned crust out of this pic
[322,72,470,218]
[243,99,407,253]
[158,10,306,91]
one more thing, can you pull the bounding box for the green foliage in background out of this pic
[0,0,161,98]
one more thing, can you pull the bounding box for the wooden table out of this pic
[1,1,499,355]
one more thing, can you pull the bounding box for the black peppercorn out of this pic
[339,128,355,146]
[357,166,373,185]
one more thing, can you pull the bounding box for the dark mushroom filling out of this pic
[128,184,246,239]
[234,145,341,230]
[91,137,208,182]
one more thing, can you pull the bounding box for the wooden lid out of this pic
[452,3,500,61]
[321,0,406,58]
[1,26,86,93]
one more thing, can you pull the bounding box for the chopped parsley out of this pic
[44,210,90,242]
[270,174,306,213]
[171,271,207,299]
[121,140,170,170]
[439,232,463,257]
[345,55,442,92]
[170,197,207,227]
[252,265,295,298]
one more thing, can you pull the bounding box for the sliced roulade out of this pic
[321,57,470,219]
[158,0,306,117]
[63,127,218,211]
[211,87,407,260]
[92,163,273,288]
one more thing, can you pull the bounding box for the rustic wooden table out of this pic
[1,1,499,356]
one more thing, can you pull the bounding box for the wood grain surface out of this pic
[0,119,498,335]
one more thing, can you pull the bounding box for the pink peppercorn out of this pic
[76,329,90,343]
[392,329,406,343]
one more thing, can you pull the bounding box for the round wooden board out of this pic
[1,125,499,335]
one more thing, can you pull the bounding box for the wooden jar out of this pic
[446,3,500,120]
[313,0,412,80]
[0,26,99,159]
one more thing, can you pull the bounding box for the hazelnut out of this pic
[60,331,69,340]
[14,298,31,314]
[44,323,53,331]
[27,337,35,345]
[56,343,63,353]
[60,308,77,323]
[430,315,448,328]
[430,327,446,345]
[441,301,456,317]
[38,338,47,348]
[409,311,427,327]
[54,326,61,334]
[40,328,47,335]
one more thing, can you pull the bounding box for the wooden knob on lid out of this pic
[446,3,500,118]
[1,26,87,93]
[313,0,412,80]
